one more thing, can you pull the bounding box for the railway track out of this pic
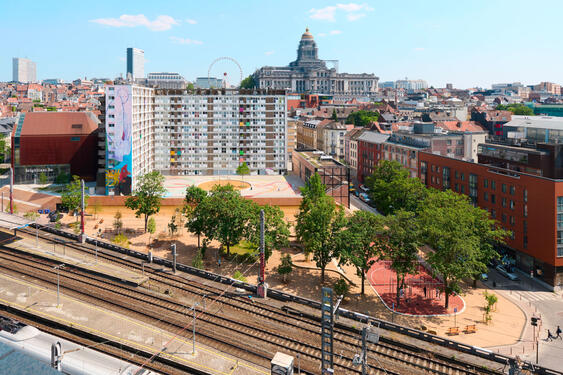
[5,228,503,374]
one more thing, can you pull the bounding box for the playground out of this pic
[367,259,465,316]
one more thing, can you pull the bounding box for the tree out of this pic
[245,204,290,261]
[496,103,534,116]
[380,210,421,307]
[300,195,346,283]
[23,211,39,221]
[192,249,204,269]
[365,160,427,215]
[183,185,208,251]
[198,185,251,255]
[186,82,195,91]
[331,109,338,121]
[339,210,384,295]
[147,217,156,247]
[240,75,257,89]
[483,291,498,323]
[419,190,508,308]
[296,173,326,242]
[113,211,123,234]
[233,270,247,282]
[277,254,293,283]
[168,212,178,237]
[334,278,350,298]
[39,172,48,185]
[61,175,88,221]
[0,134,9,163]
[125,171,166,232]
[345,110,380,127]
[236,162,250,181]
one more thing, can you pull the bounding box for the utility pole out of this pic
[531,316,540,364]
[79,179,86,243]
[54,264,65,307]
[172,243,177,274]
[257,209,267,298]
[9,166,13,214]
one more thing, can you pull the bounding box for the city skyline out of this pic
[2,0,563,88]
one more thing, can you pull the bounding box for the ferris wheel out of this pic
[208,57,243,88]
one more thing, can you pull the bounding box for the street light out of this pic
[53,264,65,307]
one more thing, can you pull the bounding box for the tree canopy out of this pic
[296,173,326,243]
[61,175,88,220]
[418,189,507,308]
[496,103,534,116]
[183,185,208,251]
[245,204,290,261]
[300,195,346,283]
[365,160,427,215]
[124,171,166,232]
[345,110,380,127]
[338,210,384,294]
[236,162,250,179]
[240,75,257,89]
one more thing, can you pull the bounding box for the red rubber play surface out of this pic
[367,260,464,315]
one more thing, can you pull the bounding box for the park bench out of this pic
[464,325,477,334]
[446,327,460,336]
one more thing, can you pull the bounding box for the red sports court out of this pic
[367,259,464,315]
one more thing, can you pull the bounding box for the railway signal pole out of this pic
[9,166,13,214]
[257,210,267,298]
[79,179,86,243]
[54,264,65,307]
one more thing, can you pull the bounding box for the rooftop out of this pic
[17,112,99,136]
[504,115,563,130]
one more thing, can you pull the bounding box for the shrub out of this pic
[192,250,204,269]
[113,233,129,248]
[333,278,349,297]
[233,270,247,283]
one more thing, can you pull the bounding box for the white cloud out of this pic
[414,47,425,51]
[170,36,203,45]
[309,3,373,22]
[90,14,178,31]
[330,30,342,35]
[264,51,275,56]
[186,18,197,24]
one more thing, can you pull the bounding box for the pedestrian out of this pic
[436,288,440,299]
[556,325,562,340]
[547,329,556,342]
[399,288,404,298]
[423,286,427,298]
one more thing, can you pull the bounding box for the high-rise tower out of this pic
[126,48,145,80]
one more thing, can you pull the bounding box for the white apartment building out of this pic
[12,58,37,83]
[103,86,288,194]
[153,88,287,176]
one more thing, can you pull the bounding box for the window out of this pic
[484,192,489,201]
[491,194,496,204]
[431,165,435,172]
[455,171,459,179]
[71,124,82,129]
[442,167,450,189]
[510,200,515,210]
[502,184,507,193]
[461,185,465,194]
[455,183,459,192]
[524,204,528,217]
[483,178,488,188]
[524,189,528,203]
[558,197,563,212]
[502,197,507,208]
[510,185,515,195]
[510,216,515,225]
[460,173,465,181]
[491,209,496,218]
[510,231,515,240]
[501,213,507,223]
[491,181,496,190]
[70,136,80,141]
[469,174,478,204]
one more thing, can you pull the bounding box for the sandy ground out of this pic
[51,203,527,349]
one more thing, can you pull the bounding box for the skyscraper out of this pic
[12,58,37,83]
[126,48,144,80]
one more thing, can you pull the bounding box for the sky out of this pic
[2,0,563,89]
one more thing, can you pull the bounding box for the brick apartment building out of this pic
[420,152,563,289]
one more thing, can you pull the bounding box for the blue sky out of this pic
[2,0,562,88]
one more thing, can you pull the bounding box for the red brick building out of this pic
[419,151,563,289]
[11,112,99,183]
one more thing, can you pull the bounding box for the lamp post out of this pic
[54,264,65,307]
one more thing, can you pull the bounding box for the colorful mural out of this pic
[105,85,132,195]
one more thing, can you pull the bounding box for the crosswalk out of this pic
[508,289,561,303]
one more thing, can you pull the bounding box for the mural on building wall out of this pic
[105,85,132,195]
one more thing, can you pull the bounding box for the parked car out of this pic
[359,184,370,193]
[359,192,371,204]
[48,211,63,222]
[496,265,519,281]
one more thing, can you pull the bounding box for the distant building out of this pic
[11,112,99,183]
[446,83,453,90]
[395,79,428,91]
[253,29,378,97]
[12,58,36,83]
[126,48,144,80]
[195,77,223,89]
[42,79,63,85]
[146,72,186,89]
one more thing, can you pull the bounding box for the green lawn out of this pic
[223,240,257,255]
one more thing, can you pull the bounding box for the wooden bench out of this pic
[446,327,460,336]
[464,325,477,334]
